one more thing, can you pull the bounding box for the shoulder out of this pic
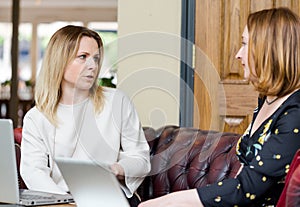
[24,106,44,120]
[274,94,300,130]
[23,106,53,128]
[285,89,300,106]
[280,90,300,114]
[102,87,131,103]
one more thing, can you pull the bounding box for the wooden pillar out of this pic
[31,22,37,85]
[9,0,20,128]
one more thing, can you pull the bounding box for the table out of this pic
[40,204,75,207]
[0,203,75,206]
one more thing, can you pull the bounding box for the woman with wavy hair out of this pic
[140,7,300,207]
[20,25,150,207]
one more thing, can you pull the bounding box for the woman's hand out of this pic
[110,163,125,184]
[138,189,204,207]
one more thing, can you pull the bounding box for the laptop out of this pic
[0,119,74,206]
[55,157,130,207]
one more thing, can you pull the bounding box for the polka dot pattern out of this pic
[273,154,281,159]
[214,196,221,202]
[256,155,261,161]
[200,93,300,207]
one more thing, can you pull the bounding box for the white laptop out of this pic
[55,157,130,207]
[0,119,74,206]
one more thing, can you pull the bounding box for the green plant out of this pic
[98,77,116,88]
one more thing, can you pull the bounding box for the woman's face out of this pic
[62,36,100,93]
[235,26,250,80]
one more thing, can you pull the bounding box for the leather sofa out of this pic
[138,125,241,201]
[13,126,300,206]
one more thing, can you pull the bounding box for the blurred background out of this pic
[0,0,118,126]
[1,0,296,135]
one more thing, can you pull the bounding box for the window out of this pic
[0,21,118,98]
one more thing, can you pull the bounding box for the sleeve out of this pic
[20,110,67,194]
[116,91,151,197]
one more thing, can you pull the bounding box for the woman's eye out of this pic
[78,54,87,60]
[93,56,100,63]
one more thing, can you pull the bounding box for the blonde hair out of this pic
[247,7,300,97]
[35,25,104,125]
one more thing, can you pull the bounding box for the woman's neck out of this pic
[250,89,298,137]
[60,88,89,105]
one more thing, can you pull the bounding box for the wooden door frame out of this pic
[180,0,195,127]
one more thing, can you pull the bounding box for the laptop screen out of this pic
[55,157,130,207]
[0,119,20,204]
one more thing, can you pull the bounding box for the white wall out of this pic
[117,0,182,128]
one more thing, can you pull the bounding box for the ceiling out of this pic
[0,0,118,23]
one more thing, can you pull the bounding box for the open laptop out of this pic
[0,119,74,206]
[55,157,130,207]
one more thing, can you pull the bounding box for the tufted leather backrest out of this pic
[140,125,241,200]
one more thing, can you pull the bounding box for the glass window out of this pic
[19,23,32,82]
[0,23,12,85]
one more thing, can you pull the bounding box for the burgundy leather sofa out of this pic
[138,125,241,201]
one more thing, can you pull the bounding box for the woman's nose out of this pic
[85,57,96,69]
[235,48,242,59]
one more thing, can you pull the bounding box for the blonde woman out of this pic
[139,7,300,207]
[20,25,150,207]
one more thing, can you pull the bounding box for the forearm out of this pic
[138,189,204,207]
[21,163,66,194]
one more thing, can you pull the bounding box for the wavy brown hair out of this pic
[247,7,300,97]
[35,25,104,125]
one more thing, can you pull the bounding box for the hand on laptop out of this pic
[110,163,125,184]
